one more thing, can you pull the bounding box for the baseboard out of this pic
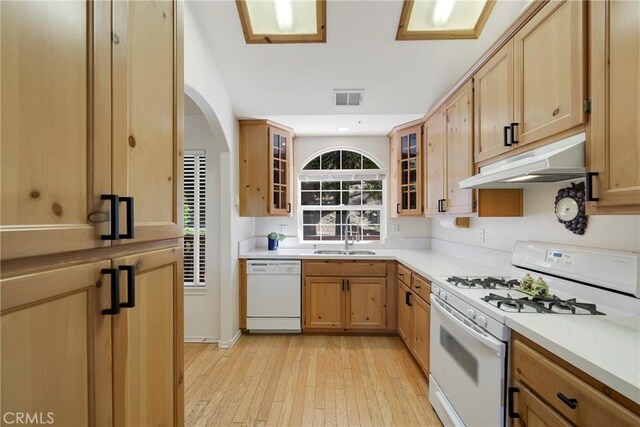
[184,336,218,344]
[217,330,242,349]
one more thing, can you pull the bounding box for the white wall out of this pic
[254,135,430,241]
[431,182,640,253]
[185,2,254,347]
[183,112,221,342]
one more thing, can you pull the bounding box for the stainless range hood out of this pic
[459,132,586,189]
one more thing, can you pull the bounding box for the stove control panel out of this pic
[546,250,573,266]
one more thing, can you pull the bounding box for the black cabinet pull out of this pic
[101,194,120,240]
[437,199,442,213]
[119,265,136,308]
[503,125,512,147]
[101,268,120,315]
[342,279,345,292]
[397,203,401,214]
[510,123,519,145]
[440,199,447,213]
[508,387,520,419]
[406,291,413,307]
[586,172,599,201]
[287,203,291,213]
[119,196,135,239]
[346,279,350,292]
[557,393,578,409]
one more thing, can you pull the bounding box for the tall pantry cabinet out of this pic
[1,1,185,425]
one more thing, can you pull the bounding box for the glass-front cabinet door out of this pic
[398,125,423,215]
[269,126,292,216]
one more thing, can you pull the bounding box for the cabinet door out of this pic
[112,246,184,426]
[411,294,430,377]
[513,0,586,146]
[1,261,112,425]
[588,0,640,213]
[1,0,112,260]
[445,82,475,214]
[269,126,293,216]
[389,131,401,218]
[346,277,386,330]
[397,282,412,346]
[474,40,515,163]
[512,381,571,427]
[398,125,423,216]
[424,111,446,216]
[304,276,345,329]
[112,0,183,244]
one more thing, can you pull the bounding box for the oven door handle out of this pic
[432,297,505,357]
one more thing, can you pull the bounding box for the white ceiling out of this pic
[189,0,531,136]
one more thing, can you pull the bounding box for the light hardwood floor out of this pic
[184,335,442,426]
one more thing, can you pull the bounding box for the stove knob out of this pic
[476,315,488,327]
[465,309,476,319]
[440,291,448,301]
[432,286,440,296]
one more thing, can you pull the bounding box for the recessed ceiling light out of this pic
[337,127,350,132]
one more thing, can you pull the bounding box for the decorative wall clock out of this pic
[555,182,588,235]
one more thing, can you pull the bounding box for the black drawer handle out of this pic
[504,125,512,147]
[440,199,447,213]
[101,194,120,240]
[415,285,421,289]
[510,122,519,144]
[287,203,292,213]
[119,265,136,308]
[119,196,135,239]
[508,387,520,419]
[397,203,401,214]
[101,268,121,315]
[586,172,599,201]
[557,393,577,409]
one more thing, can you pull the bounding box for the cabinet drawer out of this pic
[397,264,411,285]
[513,340,640,427]
[304,261,386,277]
[411,273,431,303]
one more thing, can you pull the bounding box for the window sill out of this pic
[184,286,207,296]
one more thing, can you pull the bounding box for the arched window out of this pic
[299,149,385,243]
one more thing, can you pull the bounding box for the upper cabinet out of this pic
[424,111,446,216]
[390,124,424,217]
[474,40,515,163]
[0,0,183,260]
[587,0,640,214]
[239,120,294,217]
[512,0,586,147]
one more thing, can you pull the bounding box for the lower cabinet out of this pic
[0,244,184,426]
[397,264,431,378]
[512,380,571,427]
[304,275,387,331]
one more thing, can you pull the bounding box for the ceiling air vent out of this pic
[333,89,364,107]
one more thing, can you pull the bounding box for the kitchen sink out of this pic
[313,249,376,256]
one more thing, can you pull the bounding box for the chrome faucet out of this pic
[344,230,355,251]
[344,212,360,250]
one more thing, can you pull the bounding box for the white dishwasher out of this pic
[246,260,301,332]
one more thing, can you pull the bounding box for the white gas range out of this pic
[427,241,640,427]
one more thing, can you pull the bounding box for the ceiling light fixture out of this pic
[337,127,350,132]
[274,0,294,31]
[432,0,456,25]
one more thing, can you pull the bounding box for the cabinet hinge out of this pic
[583,98,592,114]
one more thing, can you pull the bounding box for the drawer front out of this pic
[397,264,411,285]
[513,340,640,427]
[411,273,431,303]
[304,261,386,277]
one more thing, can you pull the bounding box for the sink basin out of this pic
[347,250,376,255]
[312,249,376,256]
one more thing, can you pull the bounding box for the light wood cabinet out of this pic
[112,246,184,426]
[304,276,345,329]
[411,292,430,376]
[397,282,412,345]
[239,120,294,217]
[424,111,446,216]
[474,40,515,163]
[346,277,386,329]
[390,124,424,216]
[513,0,586,147]
[587,0,640,214]
[112,0,184,244]
[1,261,113,425]
[510,336,640,427]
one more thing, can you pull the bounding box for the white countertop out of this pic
[240,247,640,404]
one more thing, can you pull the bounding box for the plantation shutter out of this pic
[183,150,206,287]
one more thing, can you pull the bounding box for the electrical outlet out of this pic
[478,229,485,243]
[393,224,401,234]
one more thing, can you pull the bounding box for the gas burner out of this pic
[482,293,550,313]
[533,295,604,315]
[447,276,521,290]
[482,293,605,315]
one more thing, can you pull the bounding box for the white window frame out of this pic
[297,148,387,245]
[184,149,206,288]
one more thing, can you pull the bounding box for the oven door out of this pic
[430,294,507,427]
